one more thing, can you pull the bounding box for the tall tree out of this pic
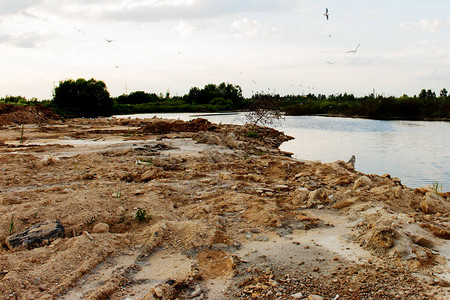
[53,78,111,117]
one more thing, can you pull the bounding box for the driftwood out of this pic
[6,219,65,250]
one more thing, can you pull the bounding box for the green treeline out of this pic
[1,78,449,121]
[112,82,245,115]
[282,90,450,120]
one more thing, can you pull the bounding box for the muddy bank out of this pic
[0,117,449,299]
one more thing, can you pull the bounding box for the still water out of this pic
[117,112,450,191]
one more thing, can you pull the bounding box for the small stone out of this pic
[153,287,163,298]
[353,176,372,190]
[308,295,324,300]
[269,279,278,287]
[291,292,303,298]
[254,235,269,242]
[420,192,450,214]
[38,155,60,167]
[116,206,126,215]
[190,285,202,298]
[412,236,434,249]
[92,223,109,234]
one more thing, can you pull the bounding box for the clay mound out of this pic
[0,103,61,125]
[140,118,213,134]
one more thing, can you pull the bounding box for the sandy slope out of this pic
[0,117,449,300]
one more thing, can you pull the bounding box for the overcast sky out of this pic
[1,0,449,99]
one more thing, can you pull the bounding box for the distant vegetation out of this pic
[1,78,449,121]
[282,89,450,120]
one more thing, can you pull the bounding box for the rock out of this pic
[153,287,163,298]
[307,189,326,207]
[140,167,163,182]
[412,236,434,249]
[370,186,390,196]
[190,285,202,298]
[6,219,65,250]
[420,192,450,214]
[116,206,126,215]
[291,292,303,298]
[38,155,60,167]
[308,295,324,300]
[394,186,403,198]
[254,235,269,242]
[346,155,356,168]
[290,187,309,206]
[392,177,402,184]
[353,176,372,190]
[92,223,110,234]
[362,225,397,251]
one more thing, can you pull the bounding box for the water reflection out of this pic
[115,113,449,191]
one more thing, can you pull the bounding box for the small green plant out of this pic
[431,181,443,195]
[135,208,150,222]
[113,180,123,198]
[9,215,14,235]
[245,130,259,138]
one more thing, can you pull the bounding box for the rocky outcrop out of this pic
[6,219,65,250]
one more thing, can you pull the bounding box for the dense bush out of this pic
[116,91,159,104]
[186,82,243,108]
[52,78,112,118]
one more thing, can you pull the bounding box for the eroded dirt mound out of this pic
[140,118,213,134]
[0,103,61,126]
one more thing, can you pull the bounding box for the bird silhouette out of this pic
[105,39,115,43]
[324,8,329,20]
[73,27,85,35]
[346,43,361,54]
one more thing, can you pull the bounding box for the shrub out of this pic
[135,208,150,222]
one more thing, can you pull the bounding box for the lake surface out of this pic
[116,112,450,191]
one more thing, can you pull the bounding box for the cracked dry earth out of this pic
[0,117,449,300]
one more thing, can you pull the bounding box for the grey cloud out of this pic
[0,0,43,16]
[0,31,48,48]
[45,0,299,22]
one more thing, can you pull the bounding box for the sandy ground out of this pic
[0,115,449,300]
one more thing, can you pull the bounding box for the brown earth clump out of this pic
[0,103,61,126]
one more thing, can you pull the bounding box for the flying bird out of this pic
[346,43,361,54]
[105,39,115,43]
[73,27,85,35]
[252,80,257,84]
[327,61,334,65]
[324,8,329,20]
